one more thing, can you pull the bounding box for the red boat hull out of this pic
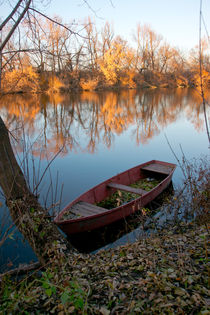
[54,160,176,235]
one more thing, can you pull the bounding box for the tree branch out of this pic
[28,7,88,39]
[0,0,23,31]
[0,0,32,52]
[0,262,41,280]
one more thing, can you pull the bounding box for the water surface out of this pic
[0,88,209,271]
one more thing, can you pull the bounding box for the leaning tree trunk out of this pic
[0,116,73,265]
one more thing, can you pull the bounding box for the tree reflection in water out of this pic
[0,88,209,266]
[0,89,208,159]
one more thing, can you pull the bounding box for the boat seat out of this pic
[69,201,107,217]
[141,163,172,175]
[107,182,147,195]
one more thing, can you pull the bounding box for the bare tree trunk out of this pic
[0,116,73,265]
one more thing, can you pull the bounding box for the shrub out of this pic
[80,78,99,91]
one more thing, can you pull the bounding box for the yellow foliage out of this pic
[100,50,118,84]
[176,76,189,88]
[99,37,135,86]
[47,75,64,94]
[47,92,66,104]
[2,66,39,93]
[80,91,100,104]
[100,93,134,134]
[120,71,136,88]
[80,78,99,91]
[192,69,210,89]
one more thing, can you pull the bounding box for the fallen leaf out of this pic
[100,306,110,315]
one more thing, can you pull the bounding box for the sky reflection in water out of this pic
[0,88,209,270]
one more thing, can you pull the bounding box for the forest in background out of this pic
[1,15,210,94]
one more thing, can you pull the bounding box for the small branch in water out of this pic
[0,261,41,280]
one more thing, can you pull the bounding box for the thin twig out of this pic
[0,261,41,280]
[164,134,186,178]
[33,146,64,193]
[28,7,88,39]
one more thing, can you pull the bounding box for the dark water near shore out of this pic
[0,88,209,272]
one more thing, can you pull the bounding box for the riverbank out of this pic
[1,68,210,95]
[0,220,209,314]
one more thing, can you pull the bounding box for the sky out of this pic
[1,0,210,51]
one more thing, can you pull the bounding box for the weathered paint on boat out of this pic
[54,160,176,235]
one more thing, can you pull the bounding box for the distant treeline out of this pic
[1,16,210,94]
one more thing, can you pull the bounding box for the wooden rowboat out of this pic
[54,160,176,235]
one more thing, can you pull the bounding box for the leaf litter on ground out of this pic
[0,221,209,314]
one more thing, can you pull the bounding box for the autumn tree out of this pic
[188,37,210,87]
[157,43,175,73]
[133,23,163,72]
[24,15,47,72]
[100,21,114,61]
[2,54,40,93]
[0,0,76,265]
[84,17,99,72]
[99,36,135,86]
[0,1,44,93]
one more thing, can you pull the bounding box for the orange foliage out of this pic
[192,69,210,89]
[47,75,64,94]
[176,75,189,88]
[80,91,100,104]
[99,37,135,86]
[2,66,39,93]
[120,70,136,88]
[0,94,40,120]
[0,89,208,157]
[100,93,134,134]
[80,78,99,91]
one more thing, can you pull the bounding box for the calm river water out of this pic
[0,88,209,271]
